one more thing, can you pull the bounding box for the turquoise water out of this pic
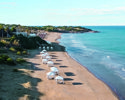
[59,26,125,100]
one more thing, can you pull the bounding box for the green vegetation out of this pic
[0,54,26,65]
[0,54,15,65]
[0,23,93,38]
[15,34,48,49]
[6,57,15,65]
[16,51,21,55]
[0,42,5,47]
[0,48,7,53]
[12,68,19,72]
[22,50,27,54]
[9,47,16,52]
[0,54,9,64]
[16,58,26,63]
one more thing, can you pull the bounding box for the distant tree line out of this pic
[0,23,92,38]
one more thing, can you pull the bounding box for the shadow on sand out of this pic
[65,72,75,76]
[0,65,44,100]
[72,82,83,85]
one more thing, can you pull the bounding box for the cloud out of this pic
[39,6,125,18]
[116,7,125,11]
[0,2,16,6]
[71,7,125,15]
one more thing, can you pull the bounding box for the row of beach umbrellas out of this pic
[40,49,64,84]
[39,46,53,51]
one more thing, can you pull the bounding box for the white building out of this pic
[29,33,37,37]
[13,32,28,37]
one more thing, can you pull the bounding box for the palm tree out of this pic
[0,25,4,38]
[5,26,10,38]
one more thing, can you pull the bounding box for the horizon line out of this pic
[1,23,125,26]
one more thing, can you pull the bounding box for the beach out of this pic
[26,32,118,100]
[0,32,118,100]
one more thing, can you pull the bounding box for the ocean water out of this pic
[59,26,125,100]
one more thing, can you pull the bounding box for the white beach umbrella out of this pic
[47,61,54,67]
[47,72,55,79]
[44,52,49,56]
[50,67,59,74]
[42,59,48,64]
[55,76,64,84]
[46,56,51,61]
[43,46,45,50]
[50,46,53,50]
[39,46,41,49]
[47,46,49,50]
[41,54,46,59]
[40,51,45,54]
[42,49,47,52]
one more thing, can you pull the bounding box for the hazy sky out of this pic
[0,0,125,26]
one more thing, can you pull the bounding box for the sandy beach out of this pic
[27,32,118,100]
[0,32,118,100]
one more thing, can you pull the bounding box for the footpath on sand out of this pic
[26,32,118,100]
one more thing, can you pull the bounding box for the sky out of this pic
[0,0,125,26]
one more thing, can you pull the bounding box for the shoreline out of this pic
[64,51,119,99]
[42,32,118,100]
[57,32,118,99]
[57,32,120,99]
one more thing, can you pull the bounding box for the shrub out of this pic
[0,49,7,53]
[0,57,4,64]
[13,68,19,72]
[16,58,26,63]
[0,39,10,46]
[6,58,15,65]
[0,42,5,47]
[9,47,16,52]
[12,40,19,46]
[0,54,9,61]
[14,47,23,51]
[22,50,27,54]
[0,54,9,64]
[16,51,21,55]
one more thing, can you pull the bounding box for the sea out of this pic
[59,26,125,100]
